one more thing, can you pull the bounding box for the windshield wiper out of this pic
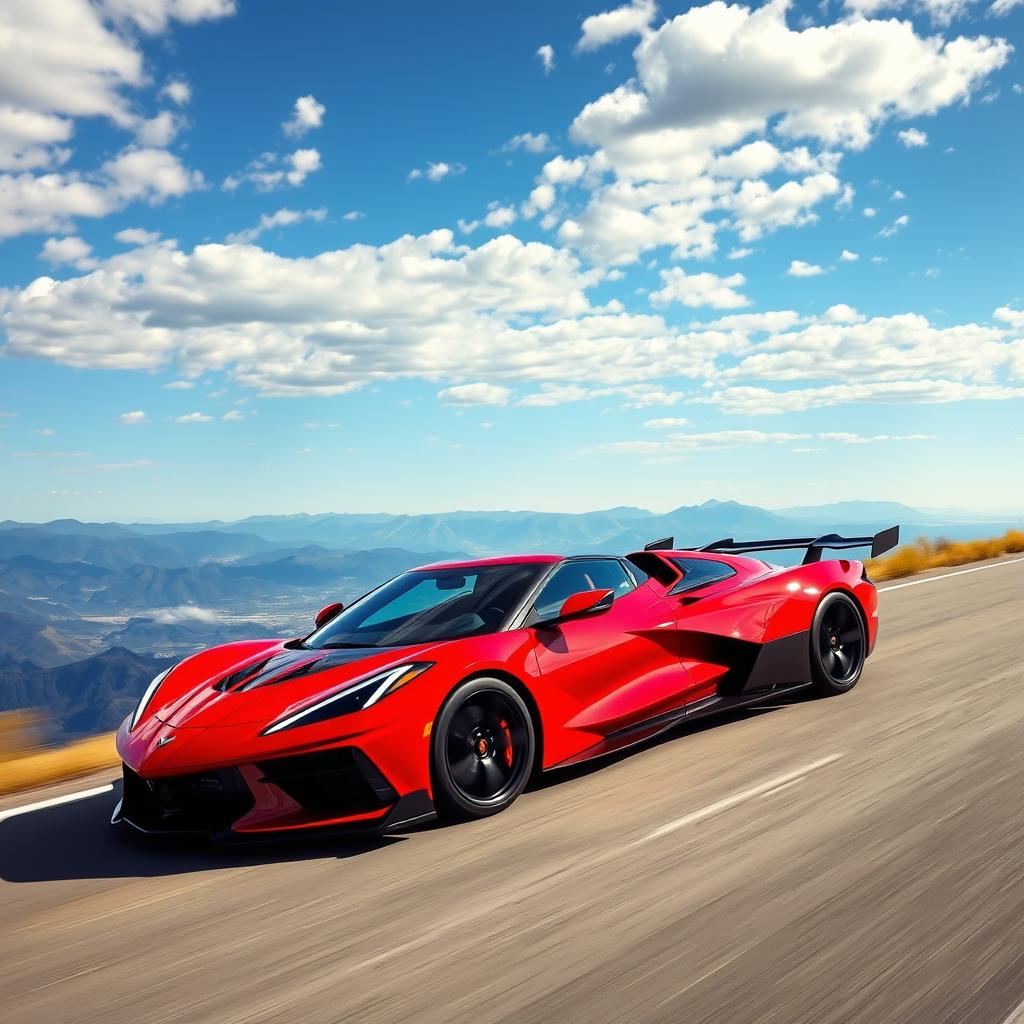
[318,641,374,649]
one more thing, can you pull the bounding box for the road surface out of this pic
[3,557,1024,1024]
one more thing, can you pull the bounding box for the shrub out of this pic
[867,528,1024,582]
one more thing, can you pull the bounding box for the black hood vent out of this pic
[215,647,392,692]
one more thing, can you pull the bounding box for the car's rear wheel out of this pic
[431,678,534,821]
[809,592,866,696]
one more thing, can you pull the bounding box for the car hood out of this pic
[149,638,442,729]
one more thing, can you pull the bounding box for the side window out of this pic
[668,558,736,595]
[532,559,633,620]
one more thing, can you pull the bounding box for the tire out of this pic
[431,677,535,821]
[809,592,867,696]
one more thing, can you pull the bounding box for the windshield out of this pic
[304,562,549,649]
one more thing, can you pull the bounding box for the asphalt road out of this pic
[3,556,1024,1024]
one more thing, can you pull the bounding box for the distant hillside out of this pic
[102,617,275,658]
[0,546,463,614]
[0,613,93,668]
[772,501,927,525]
[0,647,173,737]
[605,499,797,552]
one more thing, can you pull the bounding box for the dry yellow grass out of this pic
[867,529,1024,581]
[0,722,118,797]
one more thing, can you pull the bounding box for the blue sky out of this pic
[1,0,1022,522]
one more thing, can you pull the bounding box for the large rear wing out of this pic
[643,525,900,566]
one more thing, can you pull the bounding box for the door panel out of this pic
[533,583,697,734]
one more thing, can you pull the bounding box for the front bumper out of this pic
[112,747,435,842]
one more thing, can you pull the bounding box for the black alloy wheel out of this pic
[809,592,867,696]
[431,678,535,820]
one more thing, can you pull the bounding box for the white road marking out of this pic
[878,556,1024,592]
[0,783,114,823]
[999,996,1024,1024]
[635,753,842,845]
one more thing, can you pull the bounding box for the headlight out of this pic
[261,662,433,736]
[129,668,171,731]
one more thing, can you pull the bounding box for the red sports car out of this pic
[113,527,898,840]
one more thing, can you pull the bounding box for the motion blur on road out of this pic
[2,557,1023,1024]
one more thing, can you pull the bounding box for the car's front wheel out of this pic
[431,678,535,820]
[809,592,866,696]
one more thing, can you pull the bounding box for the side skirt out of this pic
[547,681,813,771]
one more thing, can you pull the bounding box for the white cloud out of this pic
[6,230,1022,420]
[787,259,825,277]
[0,232,596,380]
[704,310,801,332]
[821,303,863,323]
[994,306,1024,330]
[226,206,326,244]
[843,0,982,26]
[438,382,513,406]
[598,429,813,455]
[891,190,906,200]
[719,312,1013,390]
[503,133,552,154]
[840,249,859,261]
[39,235,96,269]
[176,411,212,423]
[342,210,364,221]
[222,409,244,421]
[135,110,185,147]
[878,213,910,237]
[483,203,517,228]
[537,44,555,74]
[731,172,841,240]
[223,149,321,191]
[0,1,143,131]
[728,247,753,260]
[160,79,191,106]
[119,410,147,423]
[103,147,205,201]
[408,161,465,183]
[643,417,692,428]
[286,148,320,186]
[0,108,73,172]
[707,380,1024,415]
[711,140,782,179]
[602,425,933,455]
[98,0,235,34]
[150,604,220,625]
[650,267,750,309]
[896,127,928,148]
[1,145,204,239]
[115,226,160,245]
[571,4,1007,155]
[863,207,877,218]
[577,0,657,52]
[992,0,1023,13]
[818,431,933,444]
[283,95,325,137]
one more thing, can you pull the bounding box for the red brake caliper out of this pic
[500,718,513,767]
